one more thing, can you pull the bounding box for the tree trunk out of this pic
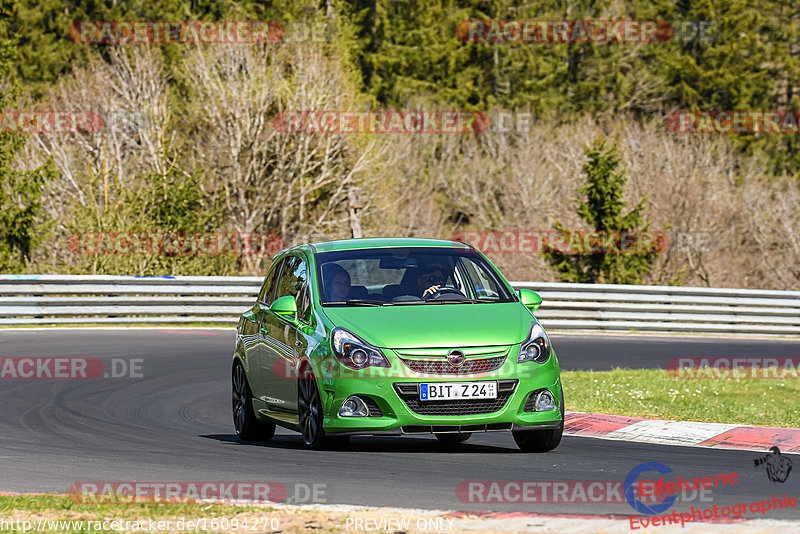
[348,186,363,239]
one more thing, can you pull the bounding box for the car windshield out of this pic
[316,247,516,305]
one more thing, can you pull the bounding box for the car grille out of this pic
[401,396,511,416]
[393,380,517,416]
[399,355,506,375]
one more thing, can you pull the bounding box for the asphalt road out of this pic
[549,333,800,370]
[0,328,798,517]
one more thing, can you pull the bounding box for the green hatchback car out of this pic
[231,238,563,451]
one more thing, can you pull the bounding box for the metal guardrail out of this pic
[1,275,799,335]
[515,282,800,336]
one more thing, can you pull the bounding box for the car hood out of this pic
[321,302,533,349]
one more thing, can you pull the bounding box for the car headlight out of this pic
[517,322,551,363]
[331,327,390,370]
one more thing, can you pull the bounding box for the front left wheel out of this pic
[297,365,350,450]
[512,389,564,452]
[232,361,276,441]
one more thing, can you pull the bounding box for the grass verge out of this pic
[0,495,274,533]
[562,368,800,428]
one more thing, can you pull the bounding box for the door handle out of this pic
[295,340,303,348]
[259,322,268,336]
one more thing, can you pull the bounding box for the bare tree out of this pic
[15,45,800,286]
[184,43,384,272]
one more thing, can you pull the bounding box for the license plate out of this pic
[419,381,497,401]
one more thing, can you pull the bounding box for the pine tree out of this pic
[0,0,56,272]
[546,139,660,284]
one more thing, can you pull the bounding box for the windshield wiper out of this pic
[326,299,384,307]
[423,298,482,304]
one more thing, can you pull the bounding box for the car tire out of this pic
[232,361,276,441]
[512,389,564,452]
[298,365,350,450]
[435,433,472,444]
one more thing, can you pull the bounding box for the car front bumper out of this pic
[315,346,563,434]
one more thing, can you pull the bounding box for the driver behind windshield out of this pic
[323,263,352,301]
[417,264,446,297]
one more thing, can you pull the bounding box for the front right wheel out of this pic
[512,390,564,452]
[297,365,350,450]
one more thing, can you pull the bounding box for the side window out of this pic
[460,258,502,300]
[275,255,308,302]
[298,282,312,324]
[258,258,284,305]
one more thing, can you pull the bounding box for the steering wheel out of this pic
[422,285,467,300]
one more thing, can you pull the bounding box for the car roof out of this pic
[306,237,473,253]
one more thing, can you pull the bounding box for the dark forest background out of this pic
[1,0,798,288]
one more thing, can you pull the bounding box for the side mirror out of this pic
[271,295,298,319]
[518,289,542,311]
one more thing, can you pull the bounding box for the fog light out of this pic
[339,395,369,417]
[535,390,556,411]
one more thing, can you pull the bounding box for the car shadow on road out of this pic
[200,433,519,453]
